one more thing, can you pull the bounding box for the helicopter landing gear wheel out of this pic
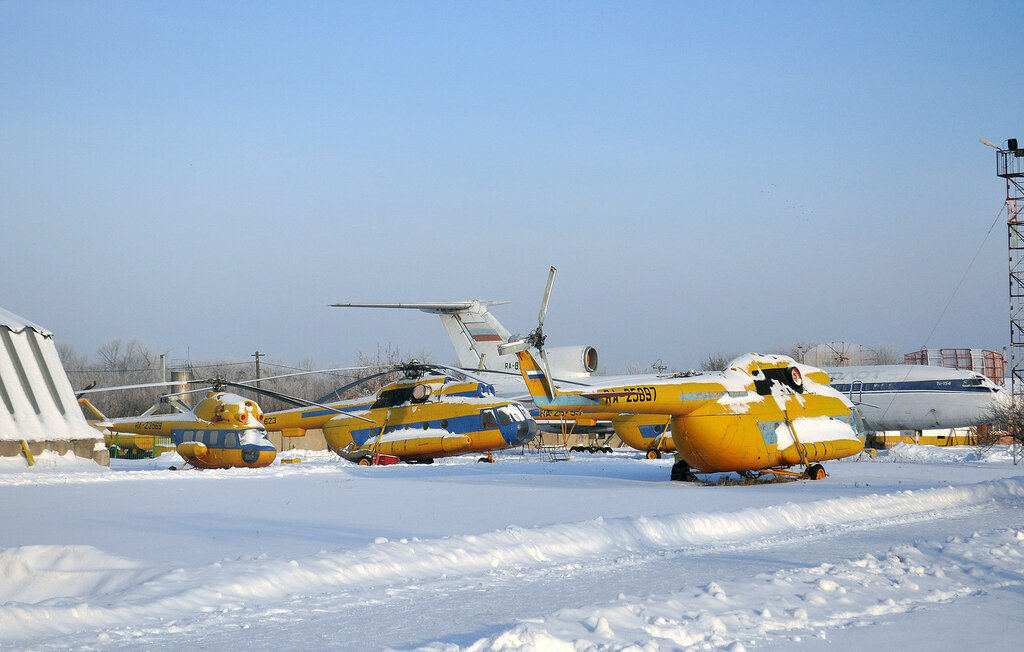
[646,449,661,460]
[805,463,826,480]
[358,457,372,466]
[670,460,697,482]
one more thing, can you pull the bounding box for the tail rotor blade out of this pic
[540,349,556,400]
[537,266,556,329]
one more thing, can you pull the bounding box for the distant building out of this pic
[0,307,107,465]
[903,348,1006,385]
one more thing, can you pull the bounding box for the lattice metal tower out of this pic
[998,140,1024,393]
[995,139,1024,463]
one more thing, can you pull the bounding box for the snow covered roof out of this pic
[0,307,51,336]
[1,306,96,442]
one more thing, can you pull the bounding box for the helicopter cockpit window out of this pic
[240,429,263,446]
[481,409,498,429]
[497,408,513,427]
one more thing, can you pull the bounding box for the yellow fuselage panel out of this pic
[611,414,675,452]
[673,411,862,473]
[103,432,172,452]
[108,420,177,437]
[372,433,473,458]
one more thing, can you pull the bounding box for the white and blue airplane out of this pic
[332,300,1009,435]
[825,365,1007,432]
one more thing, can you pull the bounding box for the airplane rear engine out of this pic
[544,345,599,375]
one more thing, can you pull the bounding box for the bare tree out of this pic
[699,351,741,371]
[981,397,1021,451]
[874,345,901,365]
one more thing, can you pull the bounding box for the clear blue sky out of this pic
[1,1,1020,372]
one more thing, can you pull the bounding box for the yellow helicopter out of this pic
[262,363,538,464]
[501,268,863,481]
[76,377,324,470]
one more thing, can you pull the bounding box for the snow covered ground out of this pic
[2,445,1023,650]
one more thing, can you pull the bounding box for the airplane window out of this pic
[964,378,983,387]
[481,410,498,429]
[497,409,513,427]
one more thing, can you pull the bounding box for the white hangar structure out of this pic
[0,307,106,465]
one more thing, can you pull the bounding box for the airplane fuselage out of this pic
[824,365,1008,432]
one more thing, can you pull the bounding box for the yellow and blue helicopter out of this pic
[262,363,538,464]
[76,377,321,470]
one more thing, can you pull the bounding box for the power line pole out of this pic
[251,350,264,391]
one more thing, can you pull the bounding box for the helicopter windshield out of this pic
[239,428,268,446]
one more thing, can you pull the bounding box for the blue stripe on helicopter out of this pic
[300,403,373,419]
[171,429,275,451]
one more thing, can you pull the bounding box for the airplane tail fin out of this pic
[438,301,512,369]
[514,350,557,405]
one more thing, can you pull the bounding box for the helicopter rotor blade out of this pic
[497,339,529,356]
[314,369,400,403]
[235,365,375,385]
[215,380,375,422]
[459,366,591,387]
